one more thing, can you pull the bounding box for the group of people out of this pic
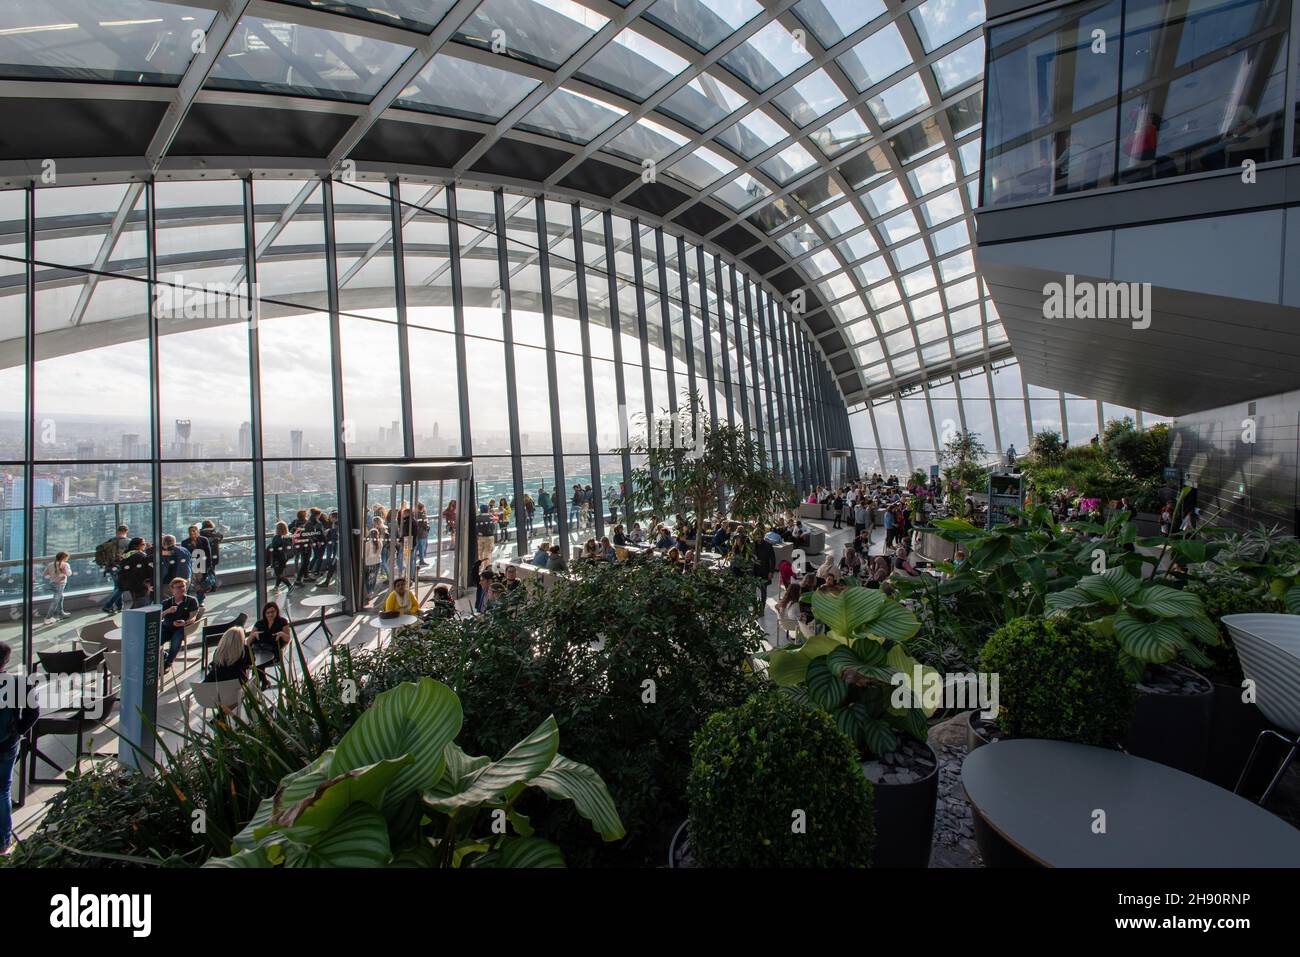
[360,502,434,594]
[85,520,229,621]
[476,483,627,544]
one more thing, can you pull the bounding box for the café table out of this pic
[359,613,419,649]
[961,738,1300,867]
[298,593,345,648]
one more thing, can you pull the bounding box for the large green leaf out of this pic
[826,644,866,679]
[1078,568,1141,605]
[1287,584,1300,615]
[1173,613,1220,647]
[766,647,811,686]
[812,586,885,635]
[283,804,391,868]
[424,715,558,814]
[472,836,567,868]
[233,749,335,850]
[886,643,942,717]
[204,847,273,868]
[835,701,871,751]
[529,754,625,842]
[1113,610,1185,663]
[332,677,463,811]
[850,636,888,665]
[805,656,848,711]
[273,757,410,835]
[1045,587,1094,613]
[889,707,930,744]
[1128,583,1204,619]
[868,600,921,642]
[861,716,898,757]
[426,742,492,800]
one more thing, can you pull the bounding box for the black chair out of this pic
[28,650,117,786]
[201,611,250,671]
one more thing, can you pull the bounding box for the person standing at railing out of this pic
[41,551,71,623]
[117,538,153,608]
[537,486,552,535]
[184,525,213,597]
[200,519,224,592]
[96,524,131,615]
[413,503,430,569]
[268,522,293,591]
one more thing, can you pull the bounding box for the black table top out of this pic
[961,739,1300,867]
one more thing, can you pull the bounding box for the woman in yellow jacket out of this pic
[383,577,420,616]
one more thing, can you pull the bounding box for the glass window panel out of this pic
[758,141,818,184]
[809,109,874,157]
[658,73,748,131]
[909,153,958,194]
[605,117,690,163]
[253,179,328,310]
[837,20,911,92]
[645,0,763,53]
[1066,400,1101,443]
[577,27,687,101]
[279,0,456,32]
[258,305,335,458]
[668,146,736,189]
[333,181,396,321]
[400,189,454,333]
[518,87,627,144]
[409,327,462,456]
[773,70,848,128]
[34,269,151,461]
[454,0,607,70]
[911,0,986,52]
[867,73,930,127]
[983,0,1122,205]
[716,107,788,159]
[714,172,771,209]
[720,19,811,92]
[933,35,985,94]
[397,53,539,121]
[1118,0,1289,184]
[794,0,888,48]
[208,16,415,103]
[0,0,213,83]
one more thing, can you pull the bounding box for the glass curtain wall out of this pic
[0,175,841,671]
[848,357,1168,475]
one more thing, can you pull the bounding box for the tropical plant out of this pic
[1045,567,1219,679]
[764,583,938,757]
[2,764,200,868]
[1102,418,1171,479]
[356,558,764,866]
[1196,523,1300,612]
[979,616,1135,747]
[686,692,874,867]
[209,678,622,868]
[617,389,793,559]
[1185,579,1287,685]
[1029,428,1065,462]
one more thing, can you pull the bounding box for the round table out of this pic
[961,738,1300,867]
[298,593,345,647]
[104,627,122,643]
[360,613,419,649]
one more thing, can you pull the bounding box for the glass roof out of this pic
[0,0,990,405]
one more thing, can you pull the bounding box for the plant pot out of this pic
[860,739,940,868]
[965,710,1000,751]
[1206,678,1271,791]
[1124,663,1213,778]
[667,819,691,869]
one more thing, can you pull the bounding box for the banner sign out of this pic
[119,605,161,773]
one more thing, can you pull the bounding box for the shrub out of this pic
[3,765,197,868]
[979,615,1135,747]
[1186,580,1285,685]
[353,559,765,867]
[687,692,874,867]
[1029,429,1064,463]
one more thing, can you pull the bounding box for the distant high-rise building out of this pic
[97,467,120,505]
[238,421,252,458]
[290,430,304,460]
[173,419,193,458]
[75,440,95,475]
[122,433,142,460]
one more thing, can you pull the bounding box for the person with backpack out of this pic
[42,551,72,622]
[158,534,191,585]
[96,524,131,615]
[0,641,38,854]
[200,519,223,591]
[117,538,153,607]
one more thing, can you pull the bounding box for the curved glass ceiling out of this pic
[0,0,993,407]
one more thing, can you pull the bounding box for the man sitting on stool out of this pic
[160,577,199,671]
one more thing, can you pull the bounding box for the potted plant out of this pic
[680,692,875,867]
[763,584,940,867]
[972,615,1136,751]
[969,615,1136,866]
[1046,567,1219,776]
